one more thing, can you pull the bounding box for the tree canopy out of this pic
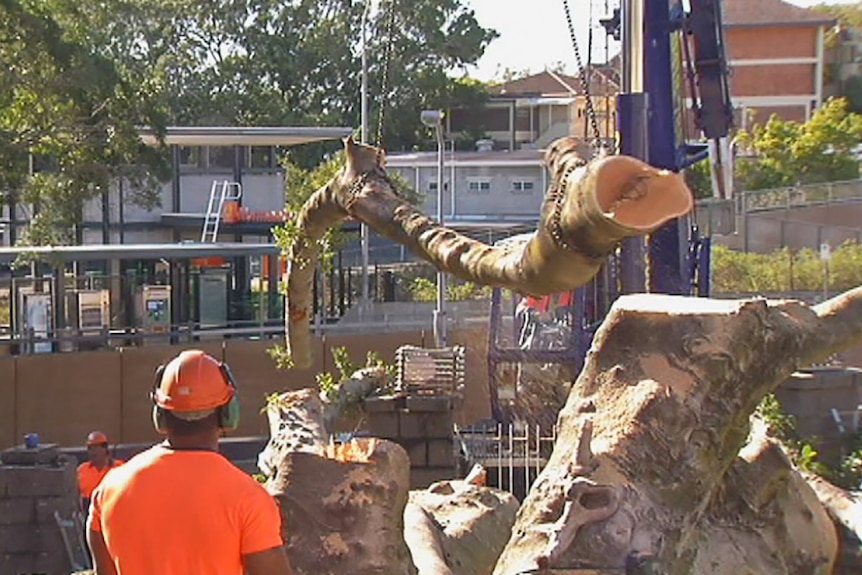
[0,0,170,246]
[1,0,499,245]
[734,97,862,191]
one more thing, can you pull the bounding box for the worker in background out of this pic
[77,431,124,512]
[86,349,293,575]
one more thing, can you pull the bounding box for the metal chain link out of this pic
[562,0,610,155]
[374,0,398,154]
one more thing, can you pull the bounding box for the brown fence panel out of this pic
[223,339,325,437]
[15,350,122,447]
[0,358,16,448]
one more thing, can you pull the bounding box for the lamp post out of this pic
[359,0,375,305]
[420,109,447,348]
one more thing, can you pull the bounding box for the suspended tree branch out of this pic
[284,136,693,368]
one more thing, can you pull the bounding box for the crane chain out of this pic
[562,0,611,155]
[374,0,398,157]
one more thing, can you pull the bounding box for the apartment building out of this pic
[446,68,619,152]
[721,0,834,127]
[0,126,352,248]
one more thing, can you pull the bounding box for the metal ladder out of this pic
[55,509,92,571]
[201,180,242,243]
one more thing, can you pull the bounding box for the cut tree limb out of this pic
[493,290,862,575]
[284,136,693,368]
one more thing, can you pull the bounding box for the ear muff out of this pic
[217,362,241,432]
[151,364,168,434]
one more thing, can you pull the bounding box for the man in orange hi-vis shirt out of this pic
[86,349,294,575]
[77,431,124,512]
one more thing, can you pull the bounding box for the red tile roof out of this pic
[489,68,619,98]
[721,0,835,27]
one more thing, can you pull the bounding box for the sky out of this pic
[463,0,858,82]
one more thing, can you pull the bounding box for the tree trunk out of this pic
[284,137,693,368]
[259,389,417,575]
[492,290,862,575]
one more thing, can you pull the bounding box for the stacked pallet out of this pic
[0,444,83,575]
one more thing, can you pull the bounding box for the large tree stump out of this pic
[259,390,416,575]
[493,290,862,575]
[405,478,520,575]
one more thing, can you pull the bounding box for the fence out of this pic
[454,422,558,501]
[737,180,862,214]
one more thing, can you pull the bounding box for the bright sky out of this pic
[464,0,857,82]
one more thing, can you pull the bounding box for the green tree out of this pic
[0,0,169,246]
[734,97,862,191]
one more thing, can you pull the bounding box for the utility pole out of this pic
[421,110,447,348]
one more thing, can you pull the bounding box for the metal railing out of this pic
[455,422,558,500]
[737,179,862,214]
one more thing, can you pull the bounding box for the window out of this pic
[208,146,236,169]
[427,181,450,193]
[511,180,535,194]
[467,178,491,193]
[178,146,201,168]
[249,146,275,169]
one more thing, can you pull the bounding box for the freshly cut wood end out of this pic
[321,437,379,463]
[611,293,764,315]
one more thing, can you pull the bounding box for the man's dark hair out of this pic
[163,411,219,437]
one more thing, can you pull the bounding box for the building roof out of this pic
[386,148,545,168]
[488,67,619,98]
[721,0,835,27]
[138,126,354,147]
[0,242,279,264]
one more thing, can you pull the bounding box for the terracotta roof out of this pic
[721,0,835,27]
[489,68,619,98]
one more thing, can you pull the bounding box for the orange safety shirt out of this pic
[78,459,125,499]
[89,444,284,575]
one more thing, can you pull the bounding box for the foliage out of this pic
[0,0,170,246]
[409,276,492,302]
[316,346,394,407]
[758,393,862,490]
[710,241,862,294]
[734,98,862,191]
[683,158,714,200]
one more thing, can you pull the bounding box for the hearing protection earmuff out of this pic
[150,360,241,434]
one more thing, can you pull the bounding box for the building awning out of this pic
[515,97,577,107]
[0,242,280,264]
[138,126,354,147]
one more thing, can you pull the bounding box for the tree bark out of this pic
[284,137,693,368]
[492,290,862,575]
[259,390,417,575]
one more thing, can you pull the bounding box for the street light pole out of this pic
[359,0,372,305]
[421,110,447,348]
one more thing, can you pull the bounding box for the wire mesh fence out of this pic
[454,422,558,501]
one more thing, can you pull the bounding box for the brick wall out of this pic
[0,445,82,575]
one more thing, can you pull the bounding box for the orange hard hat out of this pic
[153,350,234,413]
[86,431,109,446]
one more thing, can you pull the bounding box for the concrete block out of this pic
[405,395,453,412]
[1,464,77,498]
[426,439,455,468]
[363,395,401,412]
[0,497,35,525]
[0,550,71,575]
[0,525,55,553]
[398,411,453,440]
[0,444,60,466]
[410,467,455,490]
[367,412,400,440]
[35,497,79,525]
[405,441,427,468]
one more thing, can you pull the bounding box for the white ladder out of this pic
[201,180,242,243]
